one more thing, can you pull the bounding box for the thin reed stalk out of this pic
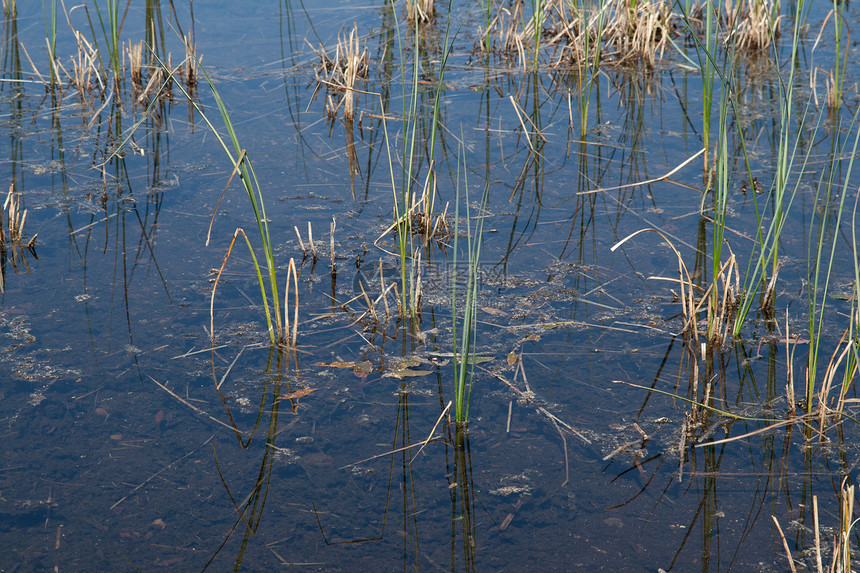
[44,0,58,85]
[575,0,605,137]
[89,0,122,90]
[452,141,489,425]
[378,0,453,320]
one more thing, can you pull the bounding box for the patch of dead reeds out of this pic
[406,0,436,24]
[478,0,529,68]
[127,40,144,88]
[183,35,198,93]
[69,31,103,97]
[602,0,676,67]
[541,0,604,68]
[723,0,781,52]
[309,24,369,122]
[775,484,856,573]
[2,184,35,250]
[0,183,38,293]
[480,0,678,69]
[478,0,786,71]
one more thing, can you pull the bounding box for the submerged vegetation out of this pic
[4,0,860,569]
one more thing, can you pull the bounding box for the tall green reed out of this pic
[193,70,285,346]
[383,0,455,320]
[732,0,814,337]
[804,105,860,411]
[843,197,860,407]
[482,0,492,51]
[829,0,845,111]
[573,0,605,138]
[697,0,717,164]
[86,0,122,87]
[451,141,489,425]
[425,0,457,220]
[531,0,543,71]
[390,7,423,320]
[706,77,732,344]
[43,0,58,85]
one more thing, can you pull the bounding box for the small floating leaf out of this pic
[522,334,541,342]
[383,369,434,379]
[353,360,373,375]
[482,307,508,317]
[506,352,518,365]
[276,388,316,401]
[317,361,355,369]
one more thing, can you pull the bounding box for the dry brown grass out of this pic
[723,0,781,52]
[406,0,436,24]
[479,0,529,68]
[69,31,103,97]
[704,250,740,346]
[128,40,144,88]
[183,35,198,92]
[602,0,676,67]
[2,184,35,249]
[0,183,37,294]
[14,14,198,106]
[775,485,856,573]
[478,0,784,71]
[309,24,369,121]
[542,0,604,68]
[481,0,678,69]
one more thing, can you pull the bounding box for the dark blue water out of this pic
[1,0,860,571]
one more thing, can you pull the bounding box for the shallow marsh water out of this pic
[2,0,860,571]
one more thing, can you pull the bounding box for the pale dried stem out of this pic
[330,218,336,274]
[284,258,299,347]
[183,35,198,90]
[772,516,799,573]
[294,225,308,256]
[3,185,34,247]
[127,40,143,86]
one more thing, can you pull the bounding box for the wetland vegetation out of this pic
[2,0,860,570]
